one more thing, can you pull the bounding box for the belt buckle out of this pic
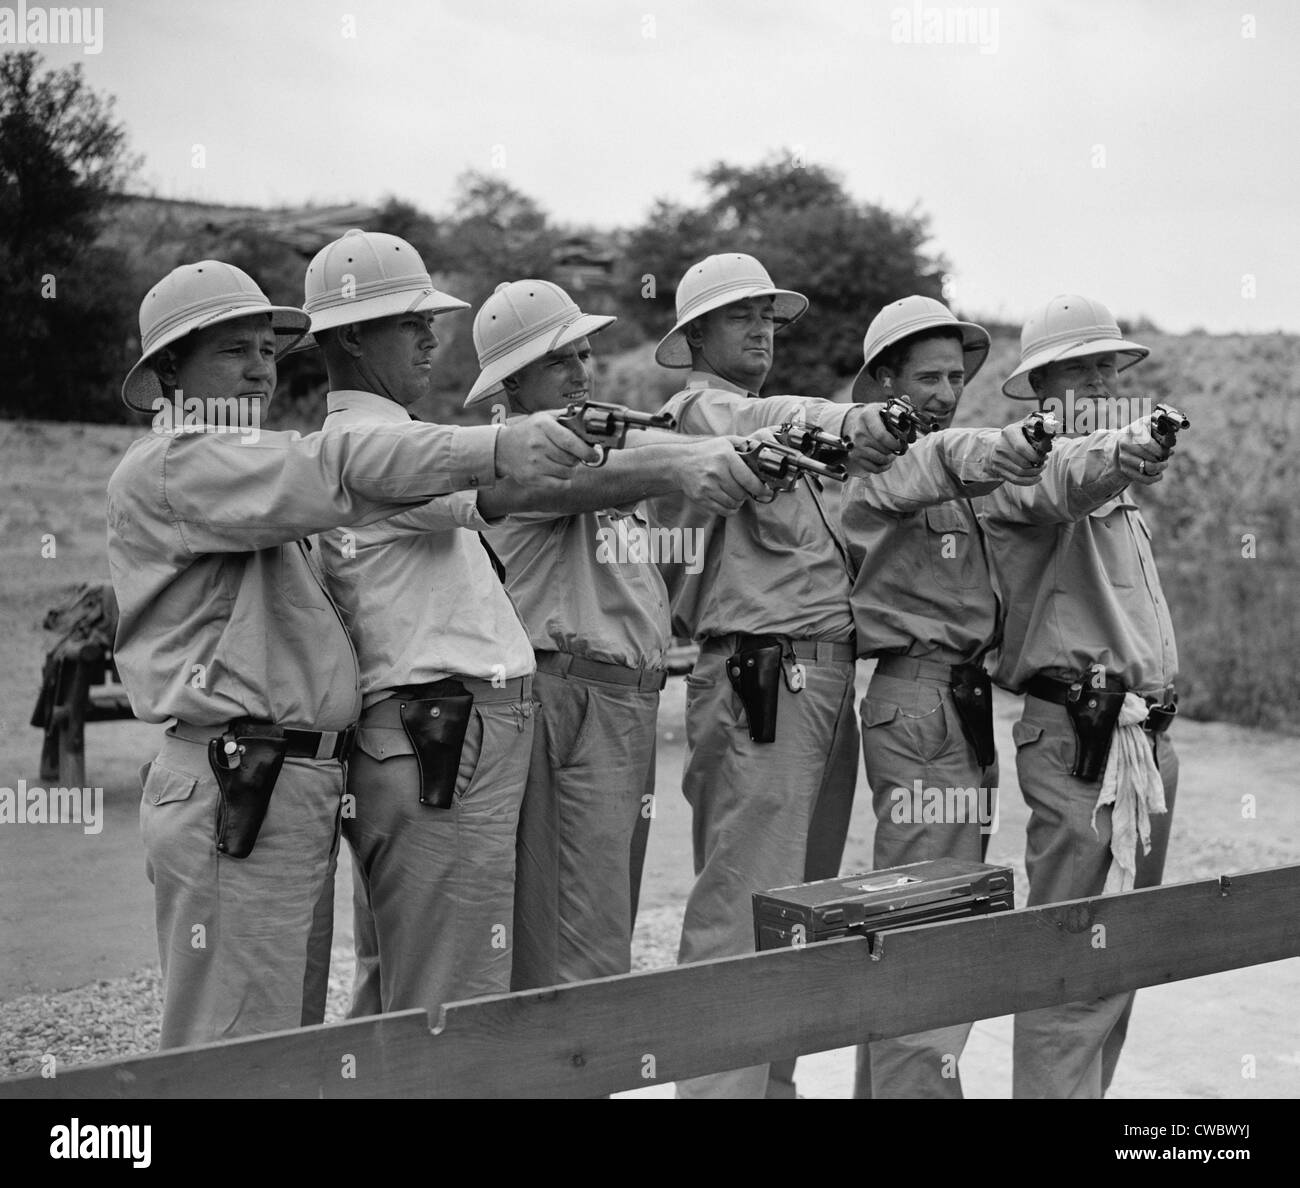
[312,730,338,761]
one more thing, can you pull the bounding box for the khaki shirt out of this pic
[485,502,671,671]
[651,372,856,642]
[105,416,500,729]
[318,391,534,706]
[841,427,1004,664]
[977,431,1179,696]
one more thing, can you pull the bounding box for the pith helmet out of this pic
[465,279,615,406]
[850,295,991,402]
[1003,294,1149,399]
[122,260,310,412]
[654,253,808,368]
[296,228,468,351]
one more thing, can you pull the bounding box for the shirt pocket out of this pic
[925,504,981,590]
[750,490,821,555]
[1088,505,1138,588]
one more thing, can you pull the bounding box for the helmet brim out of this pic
[464,313,617,406]
[1002,337,1150,400]
[654,287,807,368]
[121,304,310,413]
[850,321,992,403]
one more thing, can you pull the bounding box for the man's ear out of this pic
[152,347,180,388]
[502,373,519,392]
[336,322,366,358]
[1027,368,1045,396]
[684,318,705,349]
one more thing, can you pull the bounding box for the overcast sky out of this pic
[28,0,1300,333]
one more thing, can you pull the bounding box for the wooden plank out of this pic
[5,866,1298,1100]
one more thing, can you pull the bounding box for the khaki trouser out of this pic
[629,746,656,924]
[675,644,857,1099]
[852,668,998,1099]
[140,733,344,1049]
[1011,693,1178,1098]
[344,679,533,1017]
[511,668,660,989]
[301,826,340,1026]
[765,684,859,1099]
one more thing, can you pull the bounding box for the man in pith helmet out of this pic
[650,251,903,1099]
[839,294,1048,1097]
[107,257,578,1047]
[978,294,1181,1098]
[469,278,766,991]
[301,230,600,1018]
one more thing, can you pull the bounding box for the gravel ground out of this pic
[0,906,687,1080]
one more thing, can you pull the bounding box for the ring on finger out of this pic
[1139,459,1147,475]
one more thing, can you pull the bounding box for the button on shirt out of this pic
[105,417,501,729]
[486,500,671,671]
[317,391,534,706]
[977,431,1179,696]
[841,427,1004,664]
[650,372,857,642]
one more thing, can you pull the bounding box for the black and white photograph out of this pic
[0,0,1296,1154]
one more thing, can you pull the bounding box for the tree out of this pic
[410,172,565,423]
[620,152,949,396]
[0,50,140,421]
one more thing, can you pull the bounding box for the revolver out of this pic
[1022,411,1061,457]
[737,439,848,495]
[556,400,677,466]
[1150,402,1190,453]
[776,421,852,468]
[880,394,935,452]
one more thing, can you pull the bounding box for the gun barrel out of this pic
[621,407,676,431]
[743,440,846,491]
[1022,412,1060,455]
[561,400,676,444]
[776,421,851,465]
[1153,403,1190,431]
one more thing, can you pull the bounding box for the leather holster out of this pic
[949,663,996,769]
[1064,683,1127,782]
[395,681,475,808]
[726,638,784,744]
[208,724,288,859]
[1144,696,1178,735]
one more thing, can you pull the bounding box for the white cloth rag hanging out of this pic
[1091,692,1167,893]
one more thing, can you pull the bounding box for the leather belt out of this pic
[874,655,964,683]
[534,650,667,692]
[1025,674,1177,733]
[702,633,856,664]
[170,719,356,761]
[385,674,531,703]
[366,675,532,724]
